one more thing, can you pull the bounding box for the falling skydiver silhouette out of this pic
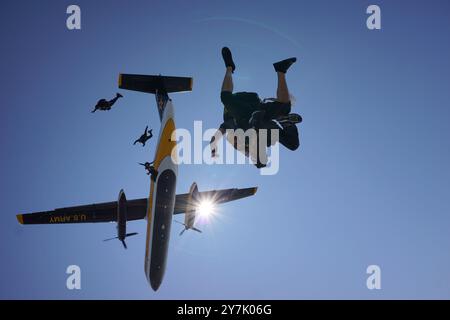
[133,126,153,146]
[91,93,123,113]
[139,162,158,182]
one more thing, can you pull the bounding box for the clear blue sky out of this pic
[1,0,450,299]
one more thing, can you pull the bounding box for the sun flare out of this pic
[197,200,215,218]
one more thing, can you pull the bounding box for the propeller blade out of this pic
[103,236,118,242]
[126,232,138,238]
[121,240,127,249]
[192,227,202,233]
[179,228,186,236]
[174,220,186,227]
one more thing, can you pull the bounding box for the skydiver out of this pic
[139,162,158,182]
[133,126,153,147]
[210,47,302,168]
[91,93,123,113]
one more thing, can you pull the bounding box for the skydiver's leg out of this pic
[221,46,236,92]
[276,72,290,104]
[221,67,234,93]
[133,139,139,145]
[258,57,297,120]
[108,96,119,106]
[150,169,158,182]
[257,72,292,122]
[269,72,292,117]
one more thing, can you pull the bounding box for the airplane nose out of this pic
[150,274,162,291]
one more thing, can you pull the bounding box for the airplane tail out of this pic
[118,74,193,94]
[118,74,193,120]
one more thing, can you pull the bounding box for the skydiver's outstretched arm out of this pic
[144,126,148,135]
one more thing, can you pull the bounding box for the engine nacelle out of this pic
[117,189,128,241]
[184,183,199,229]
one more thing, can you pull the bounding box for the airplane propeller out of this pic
[104,232,139,249]
[174,220,202,236]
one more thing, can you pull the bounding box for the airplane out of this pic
[16,74,258,291]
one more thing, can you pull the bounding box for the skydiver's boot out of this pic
[221,47,236,73]
[117,93,123,98]
[255,161,267,169]
[277,113,303,125]
[273,57,297,74]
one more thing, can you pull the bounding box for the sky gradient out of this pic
[1,0,450,299]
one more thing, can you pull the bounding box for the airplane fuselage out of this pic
[144,95,178,291]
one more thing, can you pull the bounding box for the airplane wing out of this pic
[17,187,258,223]
[173,187,257,215]
[17,198,147,225]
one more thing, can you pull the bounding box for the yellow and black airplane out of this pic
[16,74,257,291]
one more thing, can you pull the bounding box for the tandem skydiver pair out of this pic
[210,47,302,168]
